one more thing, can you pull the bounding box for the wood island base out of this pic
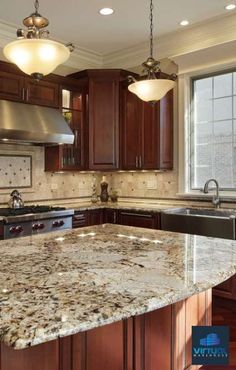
[0,290,212,370]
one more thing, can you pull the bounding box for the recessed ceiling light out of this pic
[99,7,114,15]
[225,3,236,10]
[180,20,189,26]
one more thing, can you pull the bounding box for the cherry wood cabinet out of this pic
[0,289,211,370]
[118,210,160,229]
[88,209,104,225]
[0,70,24,102]
[121,87,173,170]
[24,78,59,108]
[213,274,236,301]
[68,69,132,171]
[0,62,59,108]
[45,82,87,171]
[104,208,118,224]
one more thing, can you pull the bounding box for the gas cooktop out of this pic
[0,205,66,217]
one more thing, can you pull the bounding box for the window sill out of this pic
[177,192,236,202]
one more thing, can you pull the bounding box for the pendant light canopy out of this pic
[128,0,176,103]
[3,0,74,81]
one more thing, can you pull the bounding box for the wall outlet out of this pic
[51,183,58,190]
[147,180,157,190]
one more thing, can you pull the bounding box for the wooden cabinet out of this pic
[0,289,211,370]
[0,70,24,102]
[0,63,59,108]
[24,78,59,108]
[72,209,104,228]
[68,69,132,171]
[88,209,104,225]
[72,211,88,228]
[104,208,118,224]
[119,210,160,229]
[121,87,173,170]
[213,274,236,300]
[45,83,87,171]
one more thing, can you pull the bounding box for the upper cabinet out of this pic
[45,81,87,171]
[0,63,59,108]
[121,84,173,170]
[68,69,130,171]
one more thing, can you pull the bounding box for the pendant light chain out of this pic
[149,0,154,58]
[34,0,39,13]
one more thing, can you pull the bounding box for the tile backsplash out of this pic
[0,144,178,204]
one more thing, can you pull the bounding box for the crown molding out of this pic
[103,12,236,69]
[1,11,236,72]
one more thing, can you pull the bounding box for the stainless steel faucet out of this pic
[203,179,221,208]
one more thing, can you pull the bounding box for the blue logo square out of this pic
[192,326,229,365]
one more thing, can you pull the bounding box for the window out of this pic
[191,70,236,190]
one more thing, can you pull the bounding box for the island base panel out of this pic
[0,289,212,370]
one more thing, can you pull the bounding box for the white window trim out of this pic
[178,69,236,200]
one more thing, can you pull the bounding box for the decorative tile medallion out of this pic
[0,155,32,189]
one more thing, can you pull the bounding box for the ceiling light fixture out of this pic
[99,7,114,15]
[225,3,236,10]
[128,0,176,103]
[180,20,189,26]
[3,0,74,81]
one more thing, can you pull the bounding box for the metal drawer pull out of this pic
[139,155,142,168]
[135,156,138,168]
[121,212,152,218]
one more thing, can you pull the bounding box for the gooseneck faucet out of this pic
[203,179,221,209]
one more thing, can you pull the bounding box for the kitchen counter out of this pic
[1,224,236,349]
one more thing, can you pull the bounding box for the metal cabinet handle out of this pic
[22,88,25,100]
[121,212,152,218]
[25,89,29,101]
[135,156,138,168]
[139,155,142,168]
[113,212,117,224]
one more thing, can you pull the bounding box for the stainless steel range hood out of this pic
[0,100,74,145]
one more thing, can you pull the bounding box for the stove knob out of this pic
[59,220,65,227]
[32,224,39,230]
[10,226,16,234]
[15,226,23,233]
[52,221,59,228]
[38,223,45,230]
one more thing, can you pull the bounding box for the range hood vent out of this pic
[0,100,74,145]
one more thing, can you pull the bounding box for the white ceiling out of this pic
[0,0,234,54]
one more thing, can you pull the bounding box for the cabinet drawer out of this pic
[72,212,88,228]
[119,211,160,229]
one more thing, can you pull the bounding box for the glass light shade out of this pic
[3,39,70,76]
[128,79,175,102]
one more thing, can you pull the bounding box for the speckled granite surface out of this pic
[1,224,236,349]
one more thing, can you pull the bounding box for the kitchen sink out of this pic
[164,207,236,219]
[161,207,236,239]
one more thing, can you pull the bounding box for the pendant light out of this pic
[3,0,74,81]
[128,0,176,103]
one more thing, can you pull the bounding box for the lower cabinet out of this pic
[118,210,160,229]
[213,274,236,301]
[72,209,160,230]
[0,290,211,370]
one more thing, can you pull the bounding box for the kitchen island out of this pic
[1,224,236,370]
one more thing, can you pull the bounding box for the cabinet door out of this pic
[119,211,159,229]
[141,101,159,169]
[213,274,236,300]
[159,90,173,169]
[121,89,141,170]
[45,87,86,171]
[88,74,119,170]
[0,71,24,102]
[104,209,118,224]
[24,78,59,108]
[88,209,104,225]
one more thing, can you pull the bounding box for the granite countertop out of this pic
[1,224,236,350]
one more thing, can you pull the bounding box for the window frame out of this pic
[178,67,236,199]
